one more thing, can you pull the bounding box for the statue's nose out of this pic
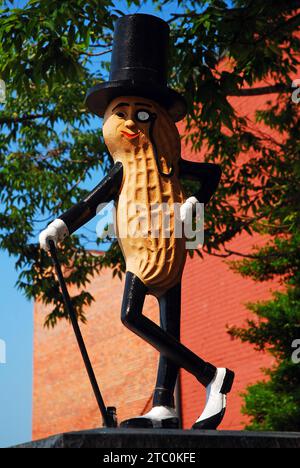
[124,119,136,130]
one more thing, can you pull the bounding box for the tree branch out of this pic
[203,246,287,260]
[0,112,53,125]
[228,84,287,96]
[0,83,288,128]
[77,48,112,57]
[89,43,113,48]
[168,1,300,23]
[0,110,88,125]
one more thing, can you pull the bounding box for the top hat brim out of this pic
[85,80,187,122]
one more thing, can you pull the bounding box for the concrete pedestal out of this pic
[15,428,300,448]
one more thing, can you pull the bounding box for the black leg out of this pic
[152,281,181,408]
[121,272,216,387]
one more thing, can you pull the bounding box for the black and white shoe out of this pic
[120,406,179,429]
[192,368,235,430]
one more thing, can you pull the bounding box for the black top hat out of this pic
[85,14,187,122]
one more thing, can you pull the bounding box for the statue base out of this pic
[14,428,300,449]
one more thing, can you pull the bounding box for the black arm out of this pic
[178,158,222,205]
[58,161,123,234]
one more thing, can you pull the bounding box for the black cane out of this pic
[48,240,116,428]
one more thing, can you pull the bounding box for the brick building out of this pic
[33,88,282,440]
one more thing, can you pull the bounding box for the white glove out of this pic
[180,196,199,224]
[39,219,69,251]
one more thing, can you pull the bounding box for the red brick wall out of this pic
[33,266,159,440]
[181,232,277,430]
[176,79,283,430]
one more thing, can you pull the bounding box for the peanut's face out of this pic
[103,96,157,156]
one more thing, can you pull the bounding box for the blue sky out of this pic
[0,251,33,447]
[0,0,192,448]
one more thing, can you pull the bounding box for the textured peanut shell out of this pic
[103,97,187,297]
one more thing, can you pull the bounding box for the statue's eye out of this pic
[136,109,151,122]
[116,111,125,118]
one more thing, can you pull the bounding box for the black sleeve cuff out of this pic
[178,159,222,205]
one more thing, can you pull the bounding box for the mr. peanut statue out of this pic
[40,14,234,430]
